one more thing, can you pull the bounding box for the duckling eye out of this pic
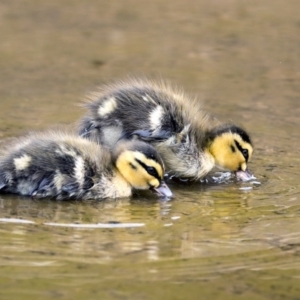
[234,140,249,161]
[135,158,161,179]
[242,149,249,160]
[146,166,158,178]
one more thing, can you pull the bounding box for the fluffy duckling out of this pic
[0,132,172,200]
[78,79,254,180]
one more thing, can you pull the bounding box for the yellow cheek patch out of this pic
[149,178,160,188]
[240,162,247,171]
[209,132,253,171]
[115,151,163,190]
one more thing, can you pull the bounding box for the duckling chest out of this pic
[92,173,132,199]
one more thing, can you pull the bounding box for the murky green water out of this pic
[1,0,300,299]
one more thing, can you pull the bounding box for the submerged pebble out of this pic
[0,218,35,224]
[239,186,253,191]
[236,170,256,182]
[44,222,145,228]
[251,181,261,185]
[211,172,232,183]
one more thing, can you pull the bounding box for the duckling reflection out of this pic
[78,79,254,180]
[0,131,172,200]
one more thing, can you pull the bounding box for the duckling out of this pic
[0,131,172,200]
[78,79,254,180]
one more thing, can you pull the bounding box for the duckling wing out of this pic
[0,176,7,190]
[33,177,81,200]
[59,177,94,200]
[0,164,94,200]
[0,135,102,200]
[130,129,172,142]
[0,167,57,198]
[30,171,57,198]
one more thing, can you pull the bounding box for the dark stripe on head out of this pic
[234,140,249,162]
[208,124,252,145]
[127,140,163,166]
[135,158,161,181]
[129,162,137,170]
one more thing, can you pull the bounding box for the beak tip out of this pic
[235,168,255,181]
[153,182,173,198]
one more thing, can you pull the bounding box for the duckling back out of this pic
[0,132,117,200]
[78,79,216,178]
[0,131,172,200]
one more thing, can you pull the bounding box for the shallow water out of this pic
[1,0,300,299]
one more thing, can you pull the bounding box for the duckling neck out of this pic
[199,149,215,178]
[87,169,132,199]
[205,140,226,171]
[104,170,132,198]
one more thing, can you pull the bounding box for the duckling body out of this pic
[78,79,254,180]
[0,131,172,200]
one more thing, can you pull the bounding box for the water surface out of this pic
[0,0,300,299]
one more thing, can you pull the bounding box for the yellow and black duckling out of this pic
[78,79,254,181]
[0,131,172,200]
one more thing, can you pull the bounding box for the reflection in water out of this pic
[0,147,299,297]
[0,181,298,266]
[44,222,145,228]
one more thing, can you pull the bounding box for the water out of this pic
[0,0,300,299]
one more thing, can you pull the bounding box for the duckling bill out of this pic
[0,132,172,200]
[78,79,254,181]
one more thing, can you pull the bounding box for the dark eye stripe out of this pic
[234,140,249,162]
[129,162,137,170]
[135,158,161,181]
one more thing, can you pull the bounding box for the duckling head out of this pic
[206,125,254,179]
[113,140,173,198]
